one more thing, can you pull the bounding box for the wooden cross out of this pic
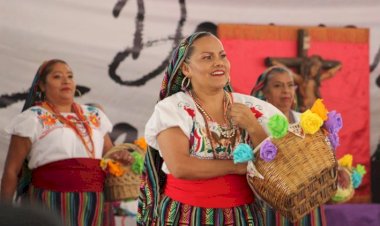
[265,29,341,111]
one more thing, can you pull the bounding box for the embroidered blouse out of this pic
[5,104,112,169]
[145,92,282,174]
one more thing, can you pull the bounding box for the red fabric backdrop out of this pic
[219,24,370,201]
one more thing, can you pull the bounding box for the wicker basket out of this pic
[103,143,145,202]
[248,129,338,222]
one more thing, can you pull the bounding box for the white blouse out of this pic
[5,105,112,169]
[145,92,283,173]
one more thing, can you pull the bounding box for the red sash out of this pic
[32,158,105,192]
[164,174,254,208]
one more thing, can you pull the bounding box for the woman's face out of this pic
[263,71,296,113]
[39,62,76,103]
[181,35,230,92]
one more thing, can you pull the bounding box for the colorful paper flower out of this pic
[233,143,254,163]
[324,110,343,134]
[352,170,363,189]
[100,159,126,177]
[131,152,144,174]
[310,99,328,121]
[134,137,147,151]
[260,140,278,162]
[267,114,288,139]
[107,160,125,177]
[355,164,366,176]
[300,110,323,134]
[338,154,353,168]
[328,132,340,150]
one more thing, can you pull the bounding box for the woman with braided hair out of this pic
[137,32,283,225]
[0,59,132,226]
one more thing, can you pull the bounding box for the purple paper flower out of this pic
[260,140,278,162]
[328,132,340,150]
[324,110,343,134]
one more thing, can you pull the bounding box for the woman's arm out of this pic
[157,127,247,180]
[102,134,114,155]
[0,135,31,203]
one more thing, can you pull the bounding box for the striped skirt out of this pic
[28,186,105,226]
[262,202,326,226]
[155,195,264,226]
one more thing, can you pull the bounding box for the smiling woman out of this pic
[0,59,133,226]
[138,32,283,226]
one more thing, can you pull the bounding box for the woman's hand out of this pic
[228,103,267,146]
[108,150,134,166]
[228,103,259,134]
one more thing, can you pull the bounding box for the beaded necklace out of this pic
[189,90,239,159]
[41,101,95,158]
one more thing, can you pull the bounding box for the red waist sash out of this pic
[32,158,105,192]
[164,174,254,208]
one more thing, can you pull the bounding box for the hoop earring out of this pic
[181,77,191,90]
[75,88,82,97]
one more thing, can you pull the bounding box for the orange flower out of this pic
[88,114,100,127]
[107,160,125,177]
[134,137,147,151]
[40,113,56,126]
[310,99,328,121]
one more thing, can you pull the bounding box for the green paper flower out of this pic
[355,164,366,176]
[131,152,144,174]
[268,114,289,138]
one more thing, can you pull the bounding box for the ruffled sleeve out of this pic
[145,93,194,150]
[4,108,41,143]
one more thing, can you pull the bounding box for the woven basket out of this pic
[248,129,338,222]
[103,143,145,202]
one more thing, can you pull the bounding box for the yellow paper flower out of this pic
[134,137,147,151]
[310,99,328,121]
[100,159,108,170]
[338,154,353,169]
[300,110,324,134]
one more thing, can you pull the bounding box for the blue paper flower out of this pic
[352,170,363,189]
[233,143,254,163]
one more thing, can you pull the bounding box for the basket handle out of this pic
[246,137,270,180]
[103,143,145,159]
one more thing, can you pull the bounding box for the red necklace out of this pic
[41,101,95,158]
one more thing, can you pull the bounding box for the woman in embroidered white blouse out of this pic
[138,32,282,225]
[0,59,132,226]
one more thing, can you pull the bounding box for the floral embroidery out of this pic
[88,114,100,127]
[183,106,195,119]
[39,113,57,126]
[250,107,263,118]
[84,106,101,128]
